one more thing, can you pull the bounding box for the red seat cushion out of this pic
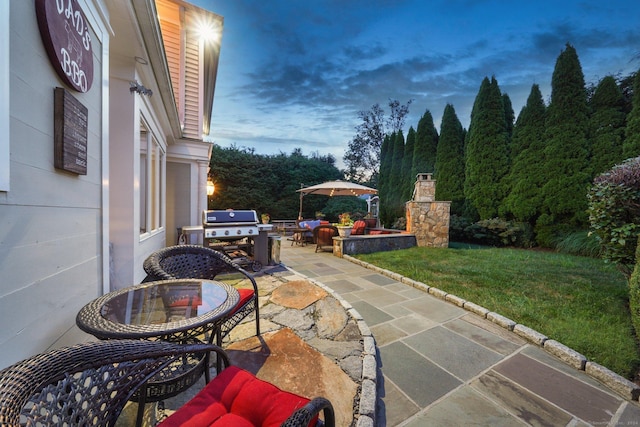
[231,288,255,314]
[170,288,254,314]
[351,220,366,235]
[157,366,313,427]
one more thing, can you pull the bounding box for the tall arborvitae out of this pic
[501,84,547,223]
[378,133,393,225]
[434,104,466,215]
[403,127,417,201]
[538,43,591,243]
[589,75,626,175]
[464,76,510,219]
[623,70,640,158]
[413,109,439,177]
[502,93,515,139]
[380,131,404,227]
[389,130,406,219]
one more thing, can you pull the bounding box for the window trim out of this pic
[0,1,10,192]
[139,117,166,238]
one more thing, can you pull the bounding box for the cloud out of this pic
[202,0,640,167]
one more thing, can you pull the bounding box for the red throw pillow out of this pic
[351,220,366,235]
[158,366,315,427]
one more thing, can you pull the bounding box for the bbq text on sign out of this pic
[36,0,94,93]
[54,88,88,175]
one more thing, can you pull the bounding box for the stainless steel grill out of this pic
[202,210,262,271]
[202,210,259,240]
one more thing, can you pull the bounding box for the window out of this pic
[139,121,165,235]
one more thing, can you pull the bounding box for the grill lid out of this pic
[202,210,258,226]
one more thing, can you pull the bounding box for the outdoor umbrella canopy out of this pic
[296,180,378,218]
[297,180,378,197]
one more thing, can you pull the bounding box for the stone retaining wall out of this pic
[332,233,417,257]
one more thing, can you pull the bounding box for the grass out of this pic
[354,245,640,379]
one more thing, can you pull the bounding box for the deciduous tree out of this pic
[344,100,412,184]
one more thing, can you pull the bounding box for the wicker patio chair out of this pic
[0,340,214,427]
[312,225,338,253]
[0,340,335,427]
[143,245,260,346]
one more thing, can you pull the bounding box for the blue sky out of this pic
[192,0,640,168]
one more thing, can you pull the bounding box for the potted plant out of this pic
[261,213,270,224]
[335,213,354,237]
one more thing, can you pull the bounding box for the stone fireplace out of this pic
[405,173,450,247]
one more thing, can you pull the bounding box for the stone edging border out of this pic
[278,265,378,427]
[342,254,640,404]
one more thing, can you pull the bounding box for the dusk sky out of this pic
[192,0,640,168]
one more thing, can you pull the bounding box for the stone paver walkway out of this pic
[158,269,367,427]
[280,242,640,427]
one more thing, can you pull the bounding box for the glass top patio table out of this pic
[76,279,240,342]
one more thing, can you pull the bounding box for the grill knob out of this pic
[224,230,229,235]
[237,229,242,235]
[248,229,254,234]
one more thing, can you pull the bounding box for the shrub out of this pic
[449,215,473,242]
[587,157,640,278]
[471,218,534,247]
[554,230,602,257]
[449,215,534,247]
[391,216,407,230]
[630,235,640,343]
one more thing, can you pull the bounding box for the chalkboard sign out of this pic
[54,87,88,175]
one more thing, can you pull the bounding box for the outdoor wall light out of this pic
[129,80,153,97]
[207,178,215,196]
[194,16,221,45]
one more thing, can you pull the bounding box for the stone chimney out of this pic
[405,174,450,248]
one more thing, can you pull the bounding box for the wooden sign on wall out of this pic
[54,87,88,175]
[36,0,93,93]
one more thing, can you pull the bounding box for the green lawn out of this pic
[354,245,640,379]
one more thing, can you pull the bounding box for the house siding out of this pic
[0,1,106,367]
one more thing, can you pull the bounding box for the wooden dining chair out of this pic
[143,245,260,346]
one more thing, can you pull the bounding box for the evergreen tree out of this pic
[623,70,640,158]
[589,75,626,175]
[537,43,591,244]
[501,84,547,223]
[208,145,342,219]
[502,93,515,139]
[464,76,510,219]
[378,133,393,225]
[390,130,406,211]
[413,109,439,177]
[434,104,466,215]
[403,127,417,201]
